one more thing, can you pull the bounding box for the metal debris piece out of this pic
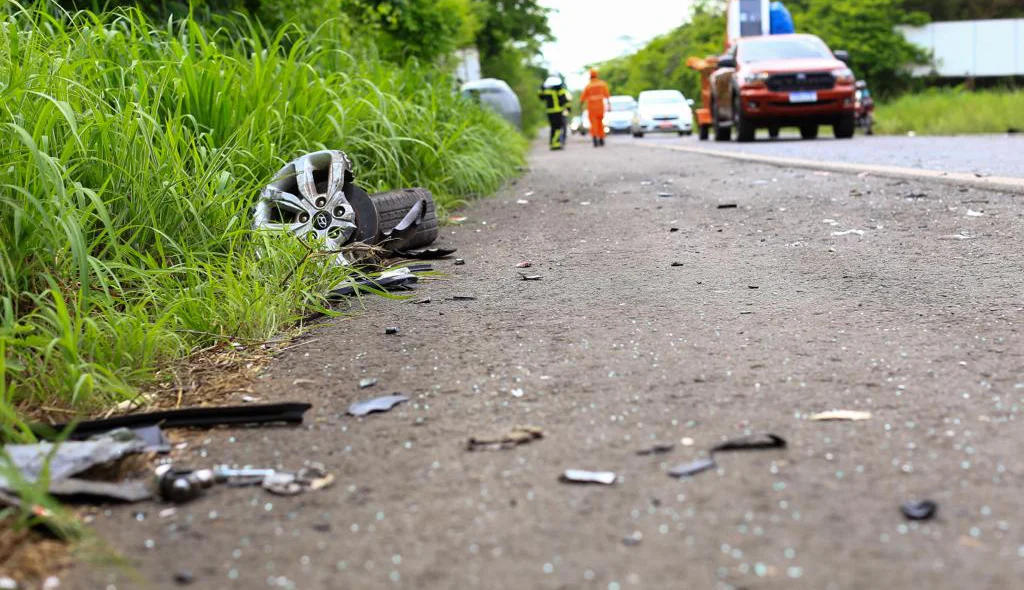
[668,457,717,478]
[347,395,409,417]
[518,272,542,281]
[359,378,378,389]
[329,266,421,298]
[262,472,302,496]
[657,192,673,198]
[636,444,675,456]
[384,327,400,335]
[717,203,737,209]
[155,466,215,504]
[454,258,466,265]
[467,426,543,451]
[0,435,147,492]
[901,500,937,521]
[395,247,456,260]
[810,410,872,421]
[559,470,617,485]
[515,260,533,268]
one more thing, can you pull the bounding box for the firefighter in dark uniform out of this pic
[539,75,571,150]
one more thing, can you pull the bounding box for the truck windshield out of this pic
[739,37,832,63]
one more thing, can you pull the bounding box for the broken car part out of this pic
[347,395,409,417]
[467,426,544,451]
[636,444,675,456]
[34,402,312,440]
[395,248,457,260]
[668,433,786,479]
[254,151,439,265]
[810,410,872,421]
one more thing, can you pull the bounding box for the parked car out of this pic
[631,90,694,138]
[460,78,522,129]
[709,34,855,142]
[604,95,638,134]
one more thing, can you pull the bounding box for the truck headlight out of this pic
[738,71,770,87]
[832,68,855,84]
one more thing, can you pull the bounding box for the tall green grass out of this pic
[0,2,525,425]
[875,88,1024,135]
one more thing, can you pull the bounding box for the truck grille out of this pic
[766,72,834,92]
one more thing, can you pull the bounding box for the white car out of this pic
[604,95,638,134]
[631,89,694,138]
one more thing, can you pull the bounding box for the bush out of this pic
[0,3,525,425]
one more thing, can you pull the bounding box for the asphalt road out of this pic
[639,132,1024,179]
[79,134,1024,590]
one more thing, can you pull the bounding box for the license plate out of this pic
[789,91,818,103]
[658,122,674,129]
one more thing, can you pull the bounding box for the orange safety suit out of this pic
[580,77,611,140]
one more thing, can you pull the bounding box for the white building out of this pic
[898,19,1024,77]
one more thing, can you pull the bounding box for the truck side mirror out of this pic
[717,56,736,69]
[833,50,850,64]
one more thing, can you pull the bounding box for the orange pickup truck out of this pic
[709,34,856,142]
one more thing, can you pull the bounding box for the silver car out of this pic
[460,78,522,129]
[631,89,694,137]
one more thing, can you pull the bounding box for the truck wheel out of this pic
[799,125,819,140]
[833,114,855,139]
[699,125,709,141]
[633,132,644,138]
[711,100,731,141]
[733,95,756,142]
[769,126,780,139]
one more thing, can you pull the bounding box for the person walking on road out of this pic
[580,68,610,147]
[539,75,571,151]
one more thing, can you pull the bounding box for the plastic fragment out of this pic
[384,327,400,335]
[810,410,872,421]
[670,262,684,267]
[636,444,675,456]
[711,433,786,453]
[518,273,542,281]
[347,395,409,417]
[717,203,737,209]
[560,470,617,485]
[451,295,477,301]
[901,500,937,521]
[395,247,456,260]
[668,457,717,478]
[358,378,378,389]
[832,229,865,236]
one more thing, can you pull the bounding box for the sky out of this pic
[539,0,695,88]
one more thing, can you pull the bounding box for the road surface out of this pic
[80,134,1024,590]
[640,132,1024,179]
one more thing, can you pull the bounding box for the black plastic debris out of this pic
[34,402,312,440]
[451,295,477,301]
[657,192,673,198]
[518,272,542,281]
[668,457,717,478]
[347,395,409,417]
[559,469,616,485]
[384,326,400,335]
[717,203,738,209]
[173,571,195,585]
[669,227,679,233]
[395,247,457,260]
[328,266,424,299]
[711,433,786,453]
[670,262,684,267]
[900,500,937,521]
[636,444,675,456]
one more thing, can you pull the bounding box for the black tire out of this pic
[699,125,710,141]
[633,132,644,138]
[768,127,780,139]
[833,114,855,139]
[733,94,756,142]
[799,125,819,140]
[368,187,438,252]
[712,99,731,141]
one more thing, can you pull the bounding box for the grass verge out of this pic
[0,2,526,431]
[875,88,1024,135]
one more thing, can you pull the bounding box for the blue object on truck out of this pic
[769,2,795,34]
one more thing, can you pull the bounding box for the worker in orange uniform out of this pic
[580,68,611,147]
